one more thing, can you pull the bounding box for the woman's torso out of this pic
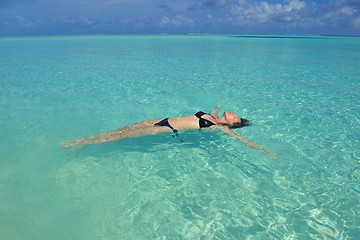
[168,113,217,130]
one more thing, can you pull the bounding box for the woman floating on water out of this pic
[62,106,266,151]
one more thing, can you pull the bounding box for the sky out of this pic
[0,0,359,36]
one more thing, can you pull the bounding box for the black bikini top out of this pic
[195,111,216,128]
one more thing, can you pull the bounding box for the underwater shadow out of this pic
[62,131,223,159]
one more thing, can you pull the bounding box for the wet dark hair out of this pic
[229,118,251,129]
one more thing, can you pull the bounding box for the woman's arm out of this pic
[217,126,264,149]
[217,126,278,158]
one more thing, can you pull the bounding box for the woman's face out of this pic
[223,111,241,124]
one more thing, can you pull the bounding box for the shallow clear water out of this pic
[0,35,359,239]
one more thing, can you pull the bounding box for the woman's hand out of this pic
[210,105,221,118]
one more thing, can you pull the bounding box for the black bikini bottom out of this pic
[154,118,179,137]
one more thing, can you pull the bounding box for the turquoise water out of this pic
[0,35,359,239]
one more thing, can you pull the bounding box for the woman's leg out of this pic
[61,119,172,147]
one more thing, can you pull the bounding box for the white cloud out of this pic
[79,16,98,26]
[1,0,360,35]
[338,6,356,17]
[189,0,228,10]
[54,15,76,24]
[318,5,357,27]
[54,15,99,26]
[160,16,170,25]
[231,0,306,24]
[15,15,44,28]
[160,15,194,27]
[16,16,33,27]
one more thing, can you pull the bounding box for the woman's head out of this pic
[221,111,251,128]
[229,118,251,128]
